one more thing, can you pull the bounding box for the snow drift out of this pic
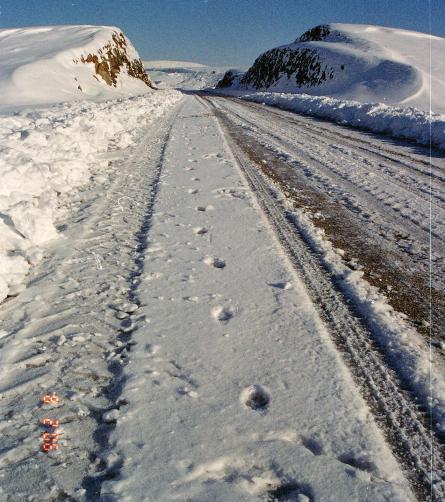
[0,90,182,303]
[0,25,154,110]
[219,23,445,114]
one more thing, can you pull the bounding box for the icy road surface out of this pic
[0,94,443,500]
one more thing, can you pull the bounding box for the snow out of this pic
[101,96,412,501]
[0,25,151,111]
[0,20,441,500]
[284,196,445,433]
[143,60,208,69]
[207,95,445,431]
[239,92,445,150]
[214,24,445,149]
[229,23,445,114]
[0,89,182,303]
[332,24,445,113]
[149,64,227,91]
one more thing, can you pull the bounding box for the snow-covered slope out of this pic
[0,25,153,110]
[220,23,445,113]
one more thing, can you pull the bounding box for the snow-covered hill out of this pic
[219,23,445,113]
[0,25,154,111]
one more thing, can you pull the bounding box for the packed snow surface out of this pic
[228,23,445,114]
[0,91,438,499]
[0,90,182,303]
[0,25,152,110]
[102,97,411,500]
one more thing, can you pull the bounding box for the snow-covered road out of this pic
[101,97,412,501]
[0,94,443,500]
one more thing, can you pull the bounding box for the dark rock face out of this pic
[216,70,239,88]
[299,24,331,42]
[76,31,154,88]
[219,24,340,91]
[240,46,334,90]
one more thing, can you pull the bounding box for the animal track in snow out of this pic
[144,343,160,356]
[193,227,208,236]
[196,205,214,212]
[240,385,270,410]
[180,455,308,500]
[266,482,313,501]
[183,296,199,302]
[300,435,324,456]
[337,452,376,473]
[211,305,235,323]
[202,152,224,160]
[269,281,292,290]
[203,256,226,269]
[213,187,249,200]
[176,386,199,399]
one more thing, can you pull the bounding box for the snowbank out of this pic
[241,92,445,150]
[0,90,182,302]
[0,25,153,111]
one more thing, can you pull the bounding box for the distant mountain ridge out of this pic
[217,23,445,113]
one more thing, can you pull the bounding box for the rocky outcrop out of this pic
[216,70,243,88]
[299,24,331,42]
[75,31,154,88]
[217,24,338,92]
[240,46,334,90]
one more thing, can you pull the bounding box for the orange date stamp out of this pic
[41,393,60,452]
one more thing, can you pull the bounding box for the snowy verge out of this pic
[218,91,445,151]
[0,90,183,302]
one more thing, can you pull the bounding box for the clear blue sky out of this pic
[1,0,443,67]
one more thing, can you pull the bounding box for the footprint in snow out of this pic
[269,281,292,290]
[203,256,226,269]
[240,385,270,410]
[193,227,208,236]
[196,205,214,212]
[211,305,235,323]
[203,152,224,160]
[176,386,199,399]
